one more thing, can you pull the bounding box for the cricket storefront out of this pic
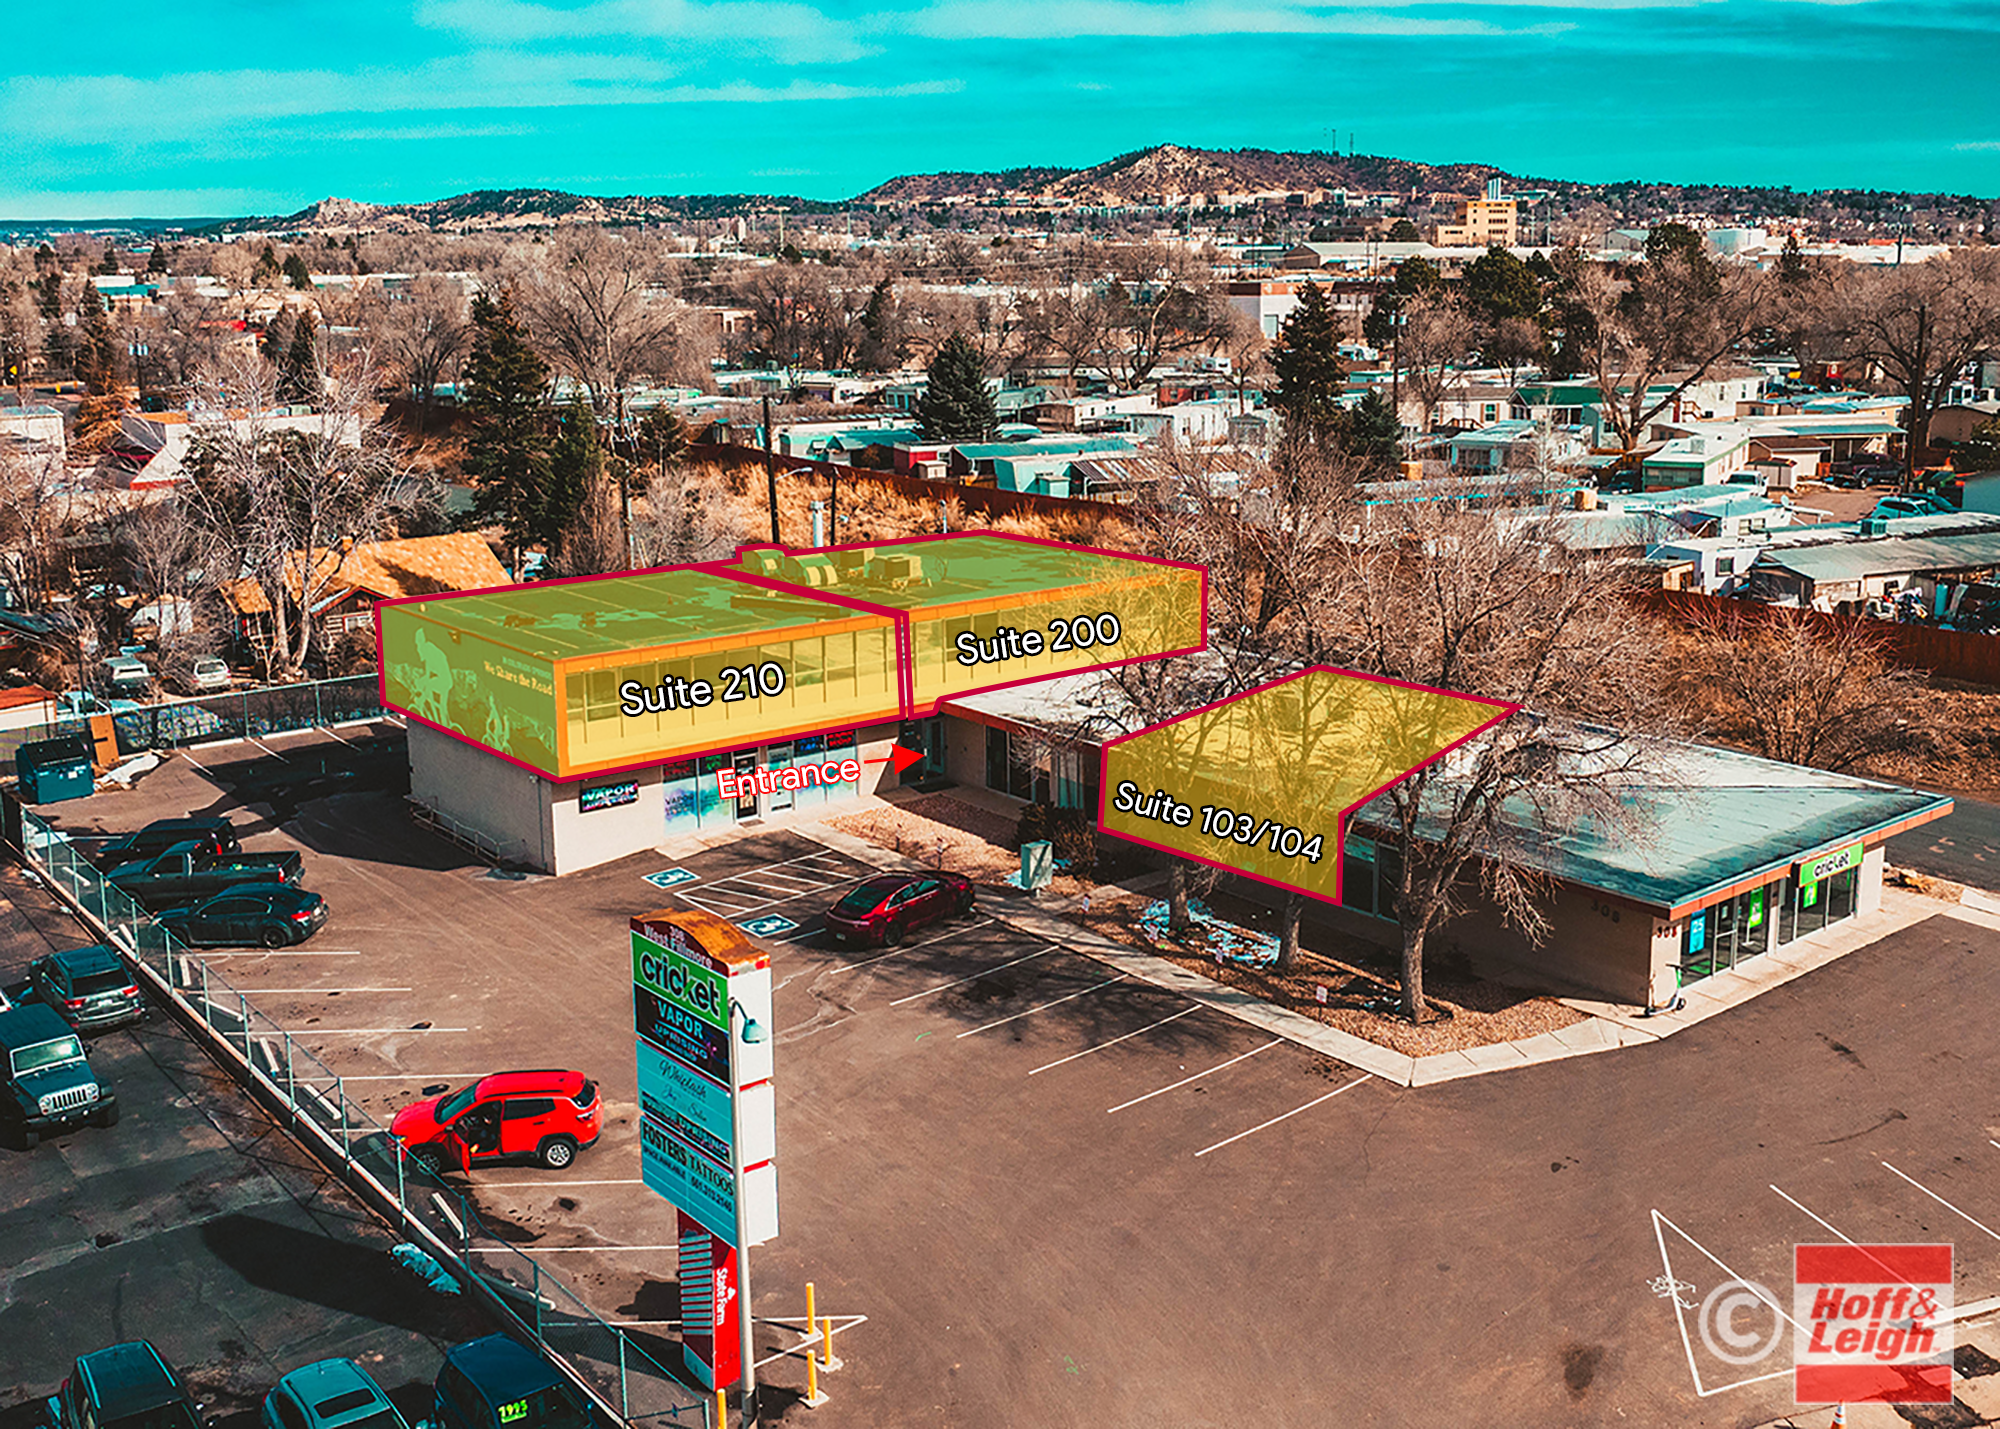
[378,534,1206,874]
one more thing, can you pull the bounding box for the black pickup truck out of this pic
[104,841,306,911]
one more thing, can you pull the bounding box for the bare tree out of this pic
[375,274,472,434]
[0,441,78,609]
[181,344,411,678]
[1572,254,1770,452]
[1314,492,1665,1019]
[1395,291,1476,433]
[1836,247,2000,484]
[524,228,700,439]
[1683,603,1923,771]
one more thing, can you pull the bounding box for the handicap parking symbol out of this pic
[738,915,798,938]
[641,868,699,890]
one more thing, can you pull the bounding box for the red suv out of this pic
[390,1070,600,1173]
[824,871,975,948]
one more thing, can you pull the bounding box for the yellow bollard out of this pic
[804,1339,823,1408]
[805,1281,816,1342]
[820,1313,842,1372]
[714,1387,725,1429]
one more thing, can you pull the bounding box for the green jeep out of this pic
[0,1002,118,1148]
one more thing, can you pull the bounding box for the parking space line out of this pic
[1106,1040,1282,1113]
[1029,1006,1200,1075]
[291,1026,469,1035]
[1881,1160,2000,1243]
[249,737,289,761]
[329,1073,486,1080]
[1652,1210,1800,1397]
[1769,1184,1855,1243]
[473,1179,644,1187]
[956,974,1128,1038]
[818,918,996,974]
[888,945,1057,1005]
[1193,1074,1374,1157]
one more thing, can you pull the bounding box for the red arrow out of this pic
[865,743,925,775]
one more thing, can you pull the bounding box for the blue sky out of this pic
[3,0,1997,217]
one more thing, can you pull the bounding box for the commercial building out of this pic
[933,667,1951,1008]
[377,534,1205,873]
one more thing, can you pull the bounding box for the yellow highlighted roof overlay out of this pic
[1098,667,1517,906]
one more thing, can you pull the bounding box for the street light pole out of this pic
[762,393,780,544]
[728,998,763,1428]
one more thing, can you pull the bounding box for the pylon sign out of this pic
[630,909,776,1389]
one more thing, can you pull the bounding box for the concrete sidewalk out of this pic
[791,816,1975,1088]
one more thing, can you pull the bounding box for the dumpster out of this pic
[16,734,95,804]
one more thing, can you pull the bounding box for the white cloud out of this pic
[414,0,876,63]
[0,57,957,145]
[883,0,1573,38]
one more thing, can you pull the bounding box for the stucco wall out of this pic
[409,720,552,871]
[547,767,666,876]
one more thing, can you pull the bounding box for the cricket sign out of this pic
[630,909,778,1391]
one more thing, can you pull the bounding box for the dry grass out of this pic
[825,794,1097,901]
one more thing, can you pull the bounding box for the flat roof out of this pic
[389,568,856,663]
[730,536,1181,613]
[1355,734,1951,915]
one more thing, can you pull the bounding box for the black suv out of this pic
[95,818,243,869]
[432,1337,595,1429]
[1,1002,117,1148]
[49,1342,203,1429]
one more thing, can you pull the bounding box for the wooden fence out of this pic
[689,442,1131,527]
[1642,588,2000,687]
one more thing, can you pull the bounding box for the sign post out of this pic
[630,909,777,1411]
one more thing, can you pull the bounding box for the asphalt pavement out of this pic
[0,858,492,1429]
[1888,792,2000,891]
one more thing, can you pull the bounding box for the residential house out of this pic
[220,532,510,661]
[1640,427,1754,488]
[1745,513,2000,613]
[1447,420,1595,475]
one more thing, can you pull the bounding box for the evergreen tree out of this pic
[74,283,122,392]
[261,310,293,365]
[1464,247,1543,325]
[1270,283,1347,445]
[462,292,555,570]
[1346,388,1403,475]
[282,253,315,292]
[279,317,318,406]
[912,332,997,443]
[253,244,281,286]
[147,245,170,274]
[855,277,905,372]
[97,246,122,275]
[1524,250,1559,284]
[1386,218,1420,242]
[1363,256,1442,349]
[544,398,604,554]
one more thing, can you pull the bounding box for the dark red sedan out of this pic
[824,871,975,948]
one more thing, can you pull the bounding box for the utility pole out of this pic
[761,393,780,543]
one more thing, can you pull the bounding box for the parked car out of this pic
[431,1336,594,1429]
[50,1342,204,1429]
[823,870,976,948]
[1870,493,1953,520]
[1855,464,1903,487]
[28,944,145,1033]
[262,1359,407,1429]
[102,656,152,696]
[154,885,327,949]
[95,817,244,869]
[390,1070,601,1172]
[106,841,306,911]
[186,657,232,694]
[1,1003,117,1148]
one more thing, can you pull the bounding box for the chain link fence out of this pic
[19,809,708,1428]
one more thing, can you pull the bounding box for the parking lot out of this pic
[0,852,490,1429]
[38,725,2000,1426]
